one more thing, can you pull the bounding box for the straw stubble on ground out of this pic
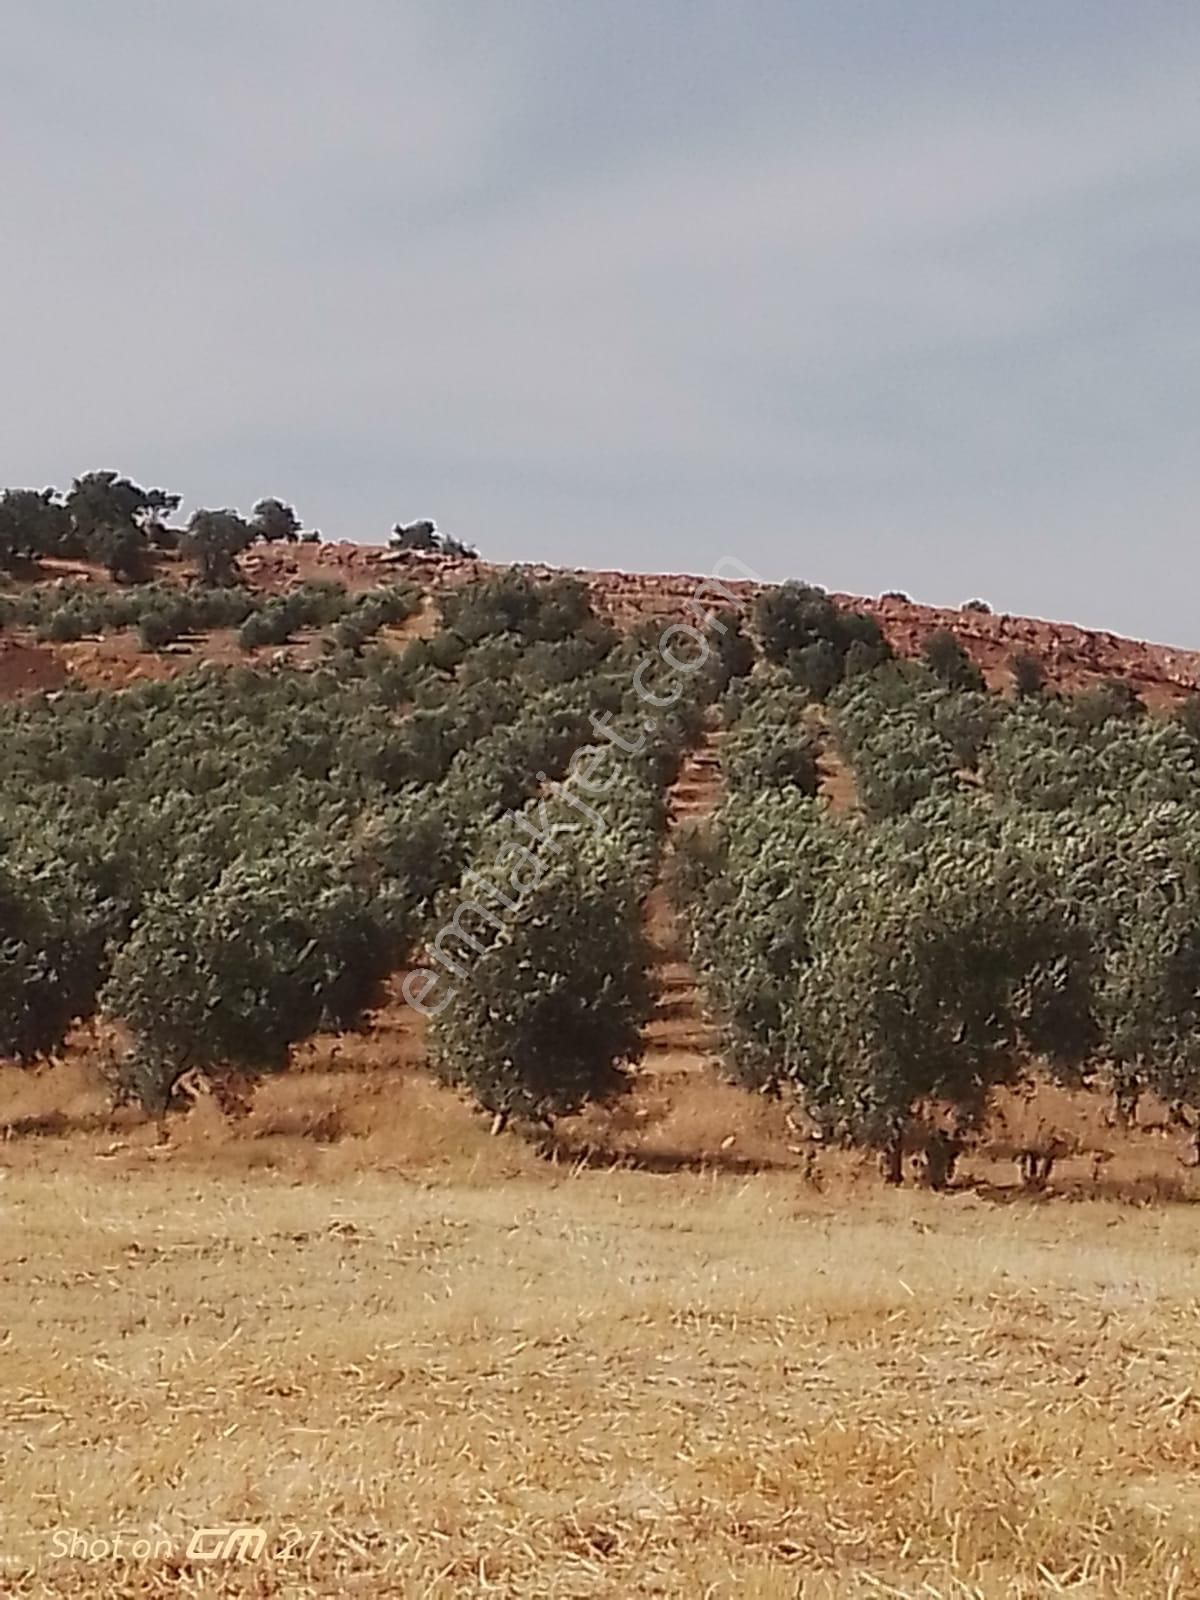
[2,1150,1200,1598]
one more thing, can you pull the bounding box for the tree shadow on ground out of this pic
[546,1137,800,1176]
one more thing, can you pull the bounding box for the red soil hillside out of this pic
[243,541,1200,699]
[3,540,1198,703]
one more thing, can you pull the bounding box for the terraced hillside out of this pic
[240,541,1200,697]
[6,537,1200,704]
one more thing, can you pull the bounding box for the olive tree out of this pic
[0,861,100,1063]
[426,785,658,1129]
[1011,650,1046,699]
[790,811,1096,1181]
[0,488,71,567]
[721,724,821,797]
[439,568,603,647]
[1041,805,1200,1130]
[753,582,890,699]
[830,674,960,818]
[251,497,302,543]
[187,508,254,586]
[103,846,396,1112]
[65,471,180,579]
[922,628,985,693]
[672,789,842,1095]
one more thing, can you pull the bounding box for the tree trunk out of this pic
[882,1129,904,1186]
[1113,1064,1141,1129]
[924,1131,960,1191]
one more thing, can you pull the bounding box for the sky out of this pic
[2,2,1198,643]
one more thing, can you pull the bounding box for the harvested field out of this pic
[3,1112,1200,1598]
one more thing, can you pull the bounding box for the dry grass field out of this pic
[4,1073,1200,1599]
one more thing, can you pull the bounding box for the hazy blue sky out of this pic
[3,3,1198,641]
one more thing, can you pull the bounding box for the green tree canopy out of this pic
[187,508,254,586]
[753,582,891,699]
[251,497,302,543]
[103,844,397,1110]
[0,488,72,566]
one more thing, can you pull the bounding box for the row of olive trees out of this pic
[673,662,1200,1180]
[421,593,752,1128]
[671,786,1088,1182]
[829,648,1199,822]
[0,575,424,658]
[0,569,707,1121]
